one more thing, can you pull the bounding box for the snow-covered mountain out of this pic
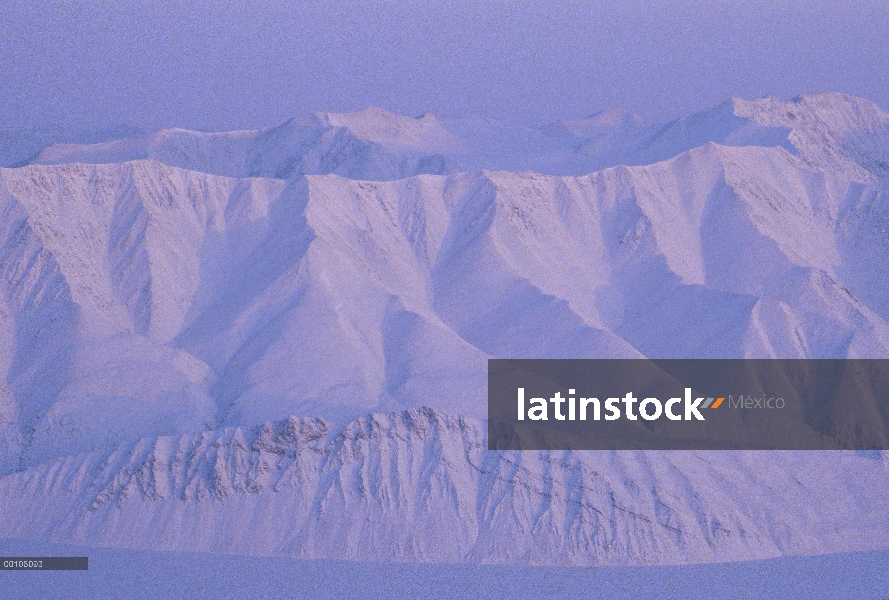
[23,92,889,181]
[0,124,144,169]
[2,409,888,566]
[2,93,889,565]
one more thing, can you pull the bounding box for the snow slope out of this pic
[1,93,889,566]
[1,409,888,566]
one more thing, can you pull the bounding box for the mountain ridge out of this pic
[18,93,889,181]
[2,407,888,566]
[2,92,889,567]
[3,137,889,469]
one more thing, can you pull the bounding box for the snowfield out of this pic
[2,538,888,600]
[1,93,888,567]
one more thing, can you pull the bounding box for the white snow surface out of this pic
[1,93,889,565]
[3,539,888,600]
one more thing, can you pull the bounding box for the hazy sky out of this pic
[2,0,888,132]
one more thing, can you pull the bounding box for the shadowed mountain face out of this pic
[1,93,889,565]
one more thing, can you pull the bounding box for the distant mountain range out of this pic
[15,92,889,180]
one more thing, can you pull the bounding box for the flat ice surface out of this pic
[1,538,888,600]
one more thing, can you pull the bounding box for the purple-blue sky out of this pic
[2,0,888,131]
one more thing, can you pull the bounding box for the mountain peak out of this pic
[318,106,463,152]
[732,92,889,179]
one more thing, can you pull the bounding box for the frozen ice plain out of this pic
[2,539,888,600]
[1,93,889,573]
